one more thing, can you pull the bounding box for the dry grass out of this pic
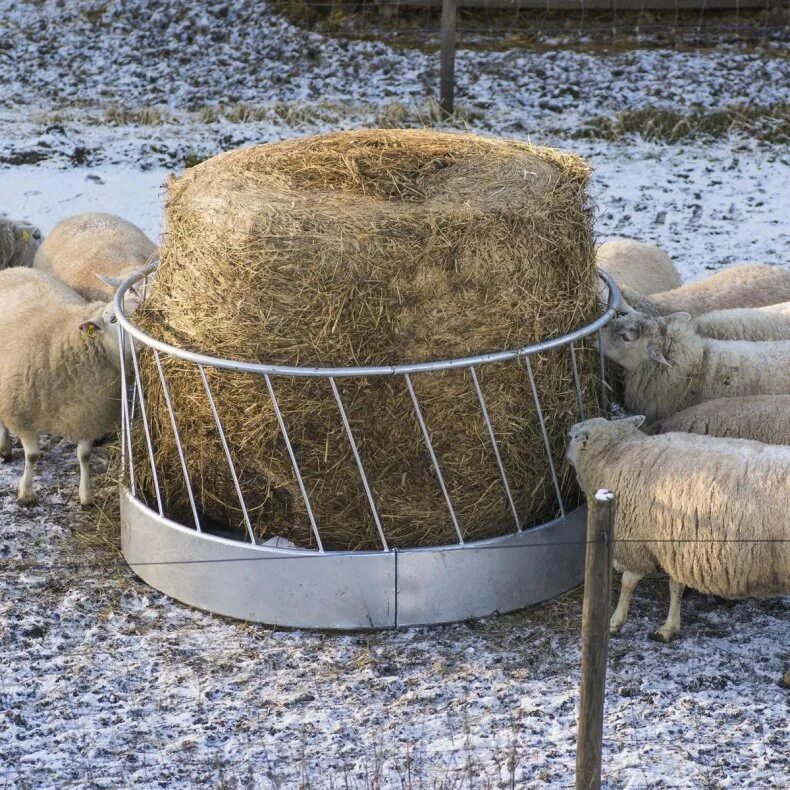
[134,129,600,550]
[574,103,790,144]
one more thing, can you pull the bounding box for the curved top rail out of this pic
[114,262,620,378]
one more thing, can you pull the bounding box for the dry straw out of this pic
[134,129,600,550]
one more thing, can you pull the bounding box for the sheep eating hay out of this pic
[134,129,600,550]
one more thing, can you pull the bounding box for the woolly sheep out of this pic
[654,395,790,445]
[566,416,790,642]
[33,211,156,303]
[0,217,42,268]
[600,310,790,421]
[619,263,790,316]
[693,302,790,342]
[0,268,125,506]
[596,238,682,296]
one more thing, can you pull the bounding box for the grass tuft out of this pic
[573,103,790,144]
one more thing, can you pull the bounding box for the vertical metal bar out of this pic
[329,377,388,551]
[569,342,586,421]
[524,356,566,518]
[439,0,457,117]
[199,364,255,544]
[404,373,463,544]
[129,342,163,516]
[118,323,134,492]
[597,328,608,415]
[263,374,324,553]
[152,351,202,532]
[469,366,521,533]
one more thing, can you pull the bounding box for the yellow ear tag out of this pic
[86,323,97,338]
[21,231,31,243]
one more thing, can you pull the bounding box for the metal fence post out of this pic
[439,0,457,117]
[576,489,615,790]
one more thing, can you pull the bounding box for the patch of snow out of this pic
[0,2,787,786]
[2,139,786,278]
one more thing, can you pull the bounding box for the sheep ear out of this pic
[647,343,671,368]
[669,312,692,324]
[619,415,646,428]
[78,320,102,337]
[96,273,123,288]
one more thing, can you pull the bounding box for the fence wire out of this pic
[274,1,787,49]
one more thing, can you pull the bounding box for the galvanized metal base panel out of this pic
[121,488,587,630]
[121,491,397,629]
[396,509,587,626]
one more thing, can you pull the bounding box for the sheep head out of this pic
[600,311,692,371]
[565,415,646,472]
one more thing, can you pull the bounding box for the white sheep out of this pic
[566,416,790,642]
[600,310,790,421]
[0,217,42,268]
[653,395,790,445]
[619,263,790,316]
[693,302,790,341]
[596,238,682,296]
[0,268,125,506]
[33,211,156,303]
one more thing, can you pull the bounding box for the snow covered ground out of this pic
[0,1,788,787]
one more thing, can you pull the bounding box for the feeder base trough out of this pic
[121,487,587,629]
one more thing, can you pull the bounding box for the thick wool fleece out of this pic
[570,419,790,599]
[620,263,790,317]
[655,395,790,445]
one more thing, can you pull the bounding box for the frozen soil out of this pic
[1,1,788,787]
[0,1,788,169]
[0,440,787,788]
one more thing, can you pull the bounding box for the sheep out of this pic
[600,310,790,421]
[0,217,42,268]
[596,238,682,296]
[653,396,790,445]
[565,416,790,642]
[693,302,790,342]
[0,268,125,506]
[33,211,156,303]
[619,263,790,317]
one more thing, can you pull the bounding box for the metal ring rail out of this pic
[115,265,621,629]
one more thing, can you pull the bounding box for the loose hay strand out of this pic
[133,129,599,550]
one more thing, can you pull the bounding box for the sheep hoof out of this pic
[782,670,790,689]
[17,494,37,507]
[609,625,622,637]
[648,629,676,644]
[79,500,94,510]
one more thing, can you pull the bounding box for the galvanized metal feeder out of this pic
[115,266,620,630]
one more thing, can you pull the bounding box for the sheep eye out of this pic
[109,315,117,324]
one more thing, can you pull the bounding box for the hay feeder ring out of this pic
[116,266,620,630]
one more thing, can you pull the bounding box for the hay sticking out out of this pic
[134,129,599,550]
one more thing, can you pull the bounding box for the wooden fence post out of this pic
[576,489,615,790]
[439,0,457,117]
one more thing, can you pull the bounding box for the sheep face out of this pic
[13,222,42,266]
[565,416,646,470]
[0,218,42,268]
[600,312,670,370]
[78,303,127,369]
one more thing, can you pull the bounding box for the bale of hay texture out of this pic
[134,129,600,550]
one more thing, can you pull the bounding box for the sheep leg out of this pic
[0,422,11,462]
[17,432,40,506]
[77,439,94,507]
[651,579,685,643]
[609,570,644,636]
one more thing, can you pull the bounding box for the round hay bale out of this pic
[134,129,600,550]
